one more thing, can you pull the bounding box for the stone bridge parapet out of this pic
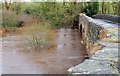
[78,13,119,57]
[68,13,120,74]
[92,14,120,23]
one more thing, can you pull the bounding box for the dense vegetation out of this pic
[2,2,119,29]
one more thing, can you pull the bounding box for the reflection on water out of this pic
[0,38,2,75]
[2,29,87,74]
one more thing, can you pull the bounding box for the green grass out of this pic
[2,10,20,32]
[23,22,56,51]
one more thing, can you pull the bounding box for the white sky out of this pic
[0,0,119,5]
[0,0,119,3]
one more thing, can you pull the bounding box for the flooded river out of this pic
[2,29,87,74]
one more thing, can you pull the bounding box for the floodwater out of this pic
[2,29,87,74]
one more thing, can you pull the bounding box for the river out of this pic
[2,29,87,74]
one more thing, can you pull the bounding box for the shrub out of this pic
[23,22,55,51]
[26,33,48,50]
[2,10,19,32]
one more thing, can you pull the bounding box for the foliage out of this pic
[98,2,118,15]
[83,2,99,16]
[26,33,48,50]
[2,2,119,29]
[2,10,19,32]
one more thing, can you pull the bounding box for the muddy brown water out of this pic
[2,29,87,74]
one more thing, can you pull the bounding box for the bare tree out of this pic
[4,0,12,10]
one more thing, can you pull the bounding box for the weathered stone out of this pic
[101,38,120,43]
[78,14,119,55]
[68,14,119,75]
[98,42,119,48]
[92,14,120,23]
[91,47,118,62]
[68,59,118,74]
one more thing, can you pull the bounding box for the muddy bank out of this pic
[2,29,87,74]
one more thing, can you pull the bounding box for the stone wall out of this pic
[92,14,120,23]
[68,13,119,74]
[78,13,104,57]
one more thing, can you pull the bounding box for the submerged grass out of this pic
[23,22,56,51]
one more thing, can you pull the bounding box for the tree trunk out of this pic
[116,1,120,16]
[63,0,67,28]
[101,0,104,14]
[56,5,59,27]
[107,2,110,13]
[71,1,77,29]
[80,2,83,13]
[53,1,59,26]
